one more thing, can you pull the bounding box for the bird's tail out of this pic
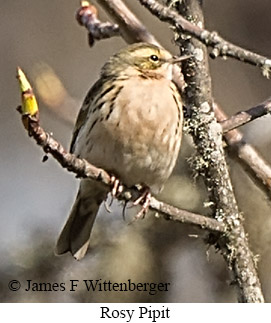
[55,180,108,260]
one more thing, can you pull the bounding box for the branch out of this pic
[214,103,271,194]
[16,67,225,234]
[138,0,271,77]
[221,97,271,133]
[172,0,264,302]
[95,0,159,45]
[76,1,119,46]
[77,0,159,45]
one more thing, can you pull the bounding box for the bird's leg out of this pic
[104,175,124,212]
[110,175,124,197]
[133,186,152,219]
[106,178,152,221]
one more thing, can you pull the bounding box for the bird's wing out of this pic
[70,78,102,153]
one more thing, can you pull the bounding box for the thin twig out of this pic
[138,0,271,77]
[76,1,119,46]
[17,110,225,234]
[221,97,271,133]
[77,0,158,45]
[214,103,271,194]
[96,0,159,45]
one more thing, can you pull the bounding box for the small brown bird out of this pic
[55,42,188,260]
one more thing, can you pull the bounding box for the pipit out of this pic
[55,42,189,260]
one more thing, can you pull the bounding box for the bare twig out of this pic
[138,0,271,77]
[96,0,159,45]
[214,103,271,194]
[77,0,158,45]
[76,1,119,46]
[221,97,271,133]
[17,108,225,234]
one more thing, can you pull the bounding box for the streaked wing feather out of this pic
[70,78,103,153]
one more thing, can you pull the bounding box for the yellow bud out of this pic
[17,67,38,116]
[81,1,90,7]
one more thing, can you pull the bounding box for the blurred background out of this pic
[1,0,271,303]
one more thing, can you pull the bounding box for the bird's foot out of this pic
[104,175,124,213]
[110,175,124,198]
[133,187,152,220]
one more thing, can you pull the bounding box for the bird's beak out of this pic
[168,55,193,64]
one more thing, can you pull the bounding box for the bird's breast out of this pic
[79,77,183,191]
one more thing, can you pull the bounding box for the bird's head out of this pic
[101,42,191,80]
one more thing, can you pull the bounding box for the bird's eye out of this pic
[150,55,159,62]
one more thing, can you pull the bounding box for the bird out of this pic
[55,42,189,260]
